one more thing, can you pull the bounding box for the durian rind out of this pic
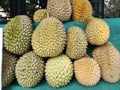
[2,49,17,87]
[93,42,120,83]
[74,57,101,86]
[32,17,66,57]
[72,0,92,22]
[47,0,72,22]
[33,9,47,22]
[4,15,33,55]
[66,26,88,59]
[15,51,45,88]
[86,17,110,45]
[45,54,73,88]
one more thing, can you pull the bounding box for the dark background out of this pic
[0,0,104,23]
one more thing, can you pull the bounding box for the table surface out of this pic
[1,18,120,90]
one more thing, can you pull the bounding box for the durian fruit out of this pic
[33,9,47,22]
[45,54,73,88]
[86,17,110,45]
[15,51,45,88]
[32,17,66,57]
[47,0,71,22]
[4,15,33,55]
[74,56,101,86]
[66,26,88,59]
[72,0,92,22]
[2,49,17,87]
[93,42,120,83]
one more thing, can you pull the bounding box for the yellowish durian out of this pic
[72,0,92,22]
[33,9,47,22]
[32,17,66,57]
[47,0,72,22]
[93,42,120,83]
[74,56,101,86]
[86,17,110,45]
[66,26,88,59]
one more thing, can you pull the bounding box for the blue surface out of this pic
[0,24,5,28]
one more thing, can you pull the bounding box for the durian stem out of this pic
[47,12,50,18]
[83,54,89,58]
[85,16,93,25]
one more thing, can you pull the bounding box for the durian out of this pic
[45,54,73,88]
[47,0,71,22]
[33,9,47,22]
[66,26,88,59]
[86,17,110,45]
[72,0,92,22]
[15,51,45,88]
[74,56,101,86]
[32,17,66,57]
[2,49,17,87]
[4,15,33,55]
[93,42,120,83]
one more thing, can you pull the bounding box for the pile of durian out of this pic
[2,0,120,88]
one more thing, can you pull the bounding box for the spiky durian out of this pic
[15,51,45,88]
[33,9,47,22]
[2,49,17,87]
[4,15,33,55]
[86,17,110,45]
[32,17,66,57]
[74,56,101,86]
[45,54,73,88]
[66,26,88,59]
[93,42,120,83]
[47,0,71,22]
[72,0,92,22]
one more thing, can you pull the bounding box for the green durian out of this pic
[4,15,33,55]
[32,17,66,57]
[2,49,17,87]
[66,26,88,59]
[93,42,120,83]
[15,51,45,88]
[47,0,72,22]
[45,54,73,88]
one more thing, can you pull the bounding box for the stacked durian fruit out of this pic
[2,0,120,88]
